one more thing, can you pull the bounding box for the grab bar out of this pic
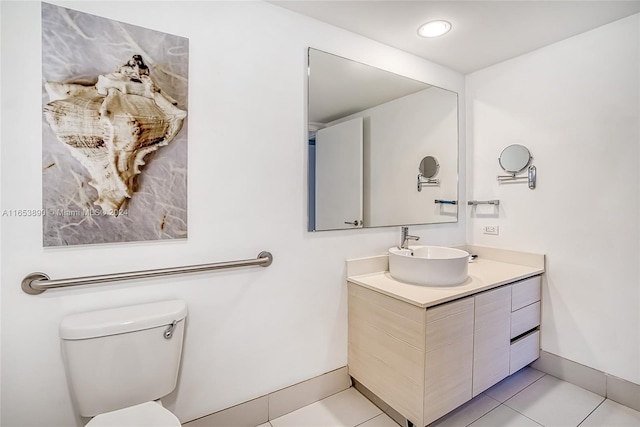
[21,251,273,295]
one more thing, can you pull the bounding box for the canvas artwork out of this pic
[41,3,189,246]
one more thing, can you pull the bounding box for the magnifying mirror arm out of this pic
[497,173,523,180]
[496,165,536,189]
[417,174,440,192]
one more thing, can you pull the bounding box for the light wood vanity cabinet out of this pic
[472,286,512,397]
[348,275,542,427]
[424,298,474,424]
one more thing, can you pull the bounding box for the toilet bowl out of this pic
[59,300,188,426]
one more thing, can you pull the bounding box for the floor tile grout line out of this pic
[350,387,388,427]
[464,403,504,427]
[431,374,543,427]
[488,372,549,426]
[501,372,548,408]
[520,405,545,427]
[269,386,383,427]
[503,402,545,426]
[463,405,492,426]
[483,369,546,404]
[463,403,544,427]
[499,374,607,427]
[267,384,354,423]
[452,393,502,426]
[481,391,501,404]
[354,412,386,427]
[575,396,607,427]
[352,400,384,427]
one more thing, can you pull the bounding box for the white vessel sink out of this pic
[388,245,470,286]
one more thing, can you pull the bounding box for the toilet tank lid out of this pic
[60,300,188,340]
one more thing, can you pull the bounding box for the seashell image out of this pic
[43,55,187,215]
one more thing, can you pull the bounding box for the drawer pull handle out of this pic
[510,327,539,344]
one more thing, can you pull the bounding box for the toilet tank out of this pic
[59,300,188,417]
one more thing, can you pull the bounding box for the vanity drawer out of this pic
[510,301,541,339]
[509,330,540,375]
[511,276,541,311]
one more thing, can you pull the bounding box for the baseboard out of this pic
[531,350,640,412]
[182,366,351,426]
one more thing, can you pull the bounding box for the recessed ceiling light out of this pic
[417,20,452,38]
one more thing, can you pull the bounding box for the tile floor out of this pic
[256,368,640,427]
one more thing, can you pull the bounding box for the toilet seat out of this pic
[86,401,180,427]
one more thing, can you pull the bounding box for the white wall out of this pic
[466,14,639,384]
[0,2,466,426]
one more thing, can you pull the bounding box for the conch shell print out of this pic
[43,55,187,215]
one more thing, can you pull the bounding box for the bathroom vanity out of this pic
[346,247,544,427]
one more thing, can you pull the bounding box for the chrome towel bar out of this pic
[468,200,500,206]
[21,251,273,295]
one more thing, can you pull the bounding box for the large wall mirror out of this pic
[307,48,459,231]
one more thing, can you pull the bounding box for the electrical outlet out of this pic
[483,225,499,235]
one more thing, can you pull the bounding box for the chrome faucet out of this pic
[399,226,420,249]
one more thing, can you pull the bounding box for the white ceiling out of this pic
[271,0,640,74]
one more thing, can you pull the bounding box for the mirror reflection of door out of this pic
[315,117,363,230]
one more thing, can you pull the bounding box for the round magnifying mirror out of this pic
[419,156,439,178]
[499,144,531,174]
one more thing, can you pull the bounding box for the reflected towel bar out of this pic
[21,251,273,295]
[434,199,457,205]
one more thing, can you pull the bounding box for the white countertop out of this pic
[347,258,544,308]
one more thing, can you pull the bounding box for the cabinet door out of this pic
[348,283,426,425]
[424,297,474,425]
[473,286,511,396]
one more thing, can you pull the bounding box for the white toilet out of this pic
[59,299,188,426]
